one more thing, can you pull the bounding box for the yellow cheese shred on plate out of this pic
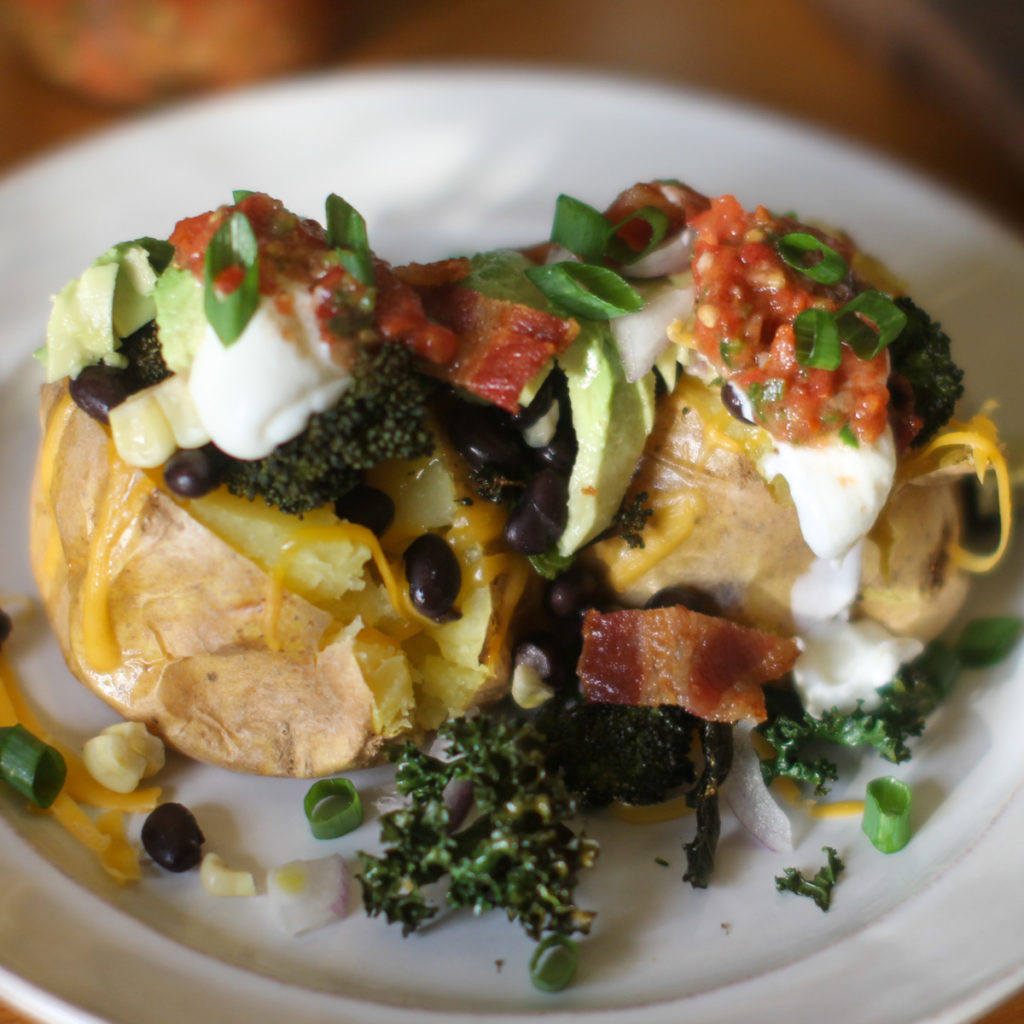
[901,404,1012,574]
[0,652,158,882]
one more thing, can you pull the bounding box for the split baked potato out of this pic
[31,380,529,777]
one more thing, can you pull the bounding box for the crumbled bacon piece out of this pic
[373,259,460,365]
[419,285,579,413]
[603,180,711,254]
[577,606,800,723]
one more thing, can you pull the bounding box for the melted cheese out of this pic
[603,487,706,591]
[81,442,155,674]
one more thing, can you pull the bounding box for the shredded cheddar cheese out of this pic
[608,793,695,823]
[0,652,158,882]
[900,405,1012,573]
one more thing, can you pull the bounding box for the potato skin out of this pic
[587,379,967,641]
[30,381,515,777]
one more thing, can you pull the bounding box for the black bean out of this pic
[513,370,560,430]
[446,401,525,475]
[503,468,568,555]
[141,802,205,872]
[68,364,132,424]
[720,382,754,424]
[513,633,567,690]
[404,533,461,620]
[546,562,600,619]
[644,584,720,616]
[334,484,395,537]
[163,448,222,499]
[535,394,577,473]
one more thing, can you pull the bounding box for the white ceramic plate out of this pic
[0,67,1022,1024]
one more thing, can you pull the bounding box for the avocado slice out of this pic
[556,322,657,556]
[153,265,207,374]
[43,240,171,382]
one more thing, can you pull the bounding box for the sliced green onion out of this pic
[550,194,610,264]
[524,262,644,319]
[0,724,67,808]
[836,290,907,359]
[777,232,848,285]
[325,194,375,287]
[303,777,363,839]
[838,422,859,448]
[231,189,255,203]
[528,934,580,992]
[793,308,841,370]
[862,776,912,853]
[606,205,671,264]
[954,616,1023,668]
[204,210,260,346]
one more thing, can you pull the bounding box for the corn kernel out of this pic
[102,722,165,777]
[152,375,210,450]
[83,733,147,794]
[109,389,176,468]
[200,853,256,897]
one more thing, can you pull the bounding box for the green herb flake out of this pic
[775,846,844,911]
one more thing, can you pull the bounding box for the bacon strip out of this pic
[577,606,800,723]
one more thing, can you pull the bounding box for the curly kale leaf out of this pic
[358,715,598,941]
[683,721,733,889]
[776,846,844,911]
[889,296,964,447]
[759,640,961,794]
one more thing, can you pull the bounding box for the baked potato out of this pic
[31,379,529,777]
[585,374,969,640]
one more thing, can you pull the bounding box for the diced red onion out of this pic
[623,228,695,278]
[268,852,351,936]
[721,722,794,853]
[443,778,474,832]
[611,283,695,382]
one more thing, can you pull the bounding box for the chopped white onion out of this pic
[623,227,695,278]
[268,853,351,937]
[721,722,795,853]
[611,283,695,382]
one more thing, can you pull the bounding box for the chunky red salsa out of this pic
[168,192,458,364]
[689,194,890,445]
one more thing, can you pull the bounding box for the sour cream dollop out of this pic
[188,289,350,460]
[793,618,924,717]
[760,427,896,562]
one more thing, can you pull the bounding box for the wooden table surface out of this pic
[1,1,1022,1022]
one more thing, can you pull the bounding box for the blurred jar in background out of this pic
[0,0,354,105]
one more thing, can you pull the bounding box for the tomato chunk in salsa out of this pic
[689,195,890,445]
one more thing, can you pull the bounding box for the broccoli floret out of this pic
[536,702,697,808]
[219,341,436,515]
[358,715,598,942]
[120,321,171,390]
[890,296,964,446]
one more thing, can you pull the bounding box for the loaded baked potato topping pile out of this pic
[30,182,1010,787]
